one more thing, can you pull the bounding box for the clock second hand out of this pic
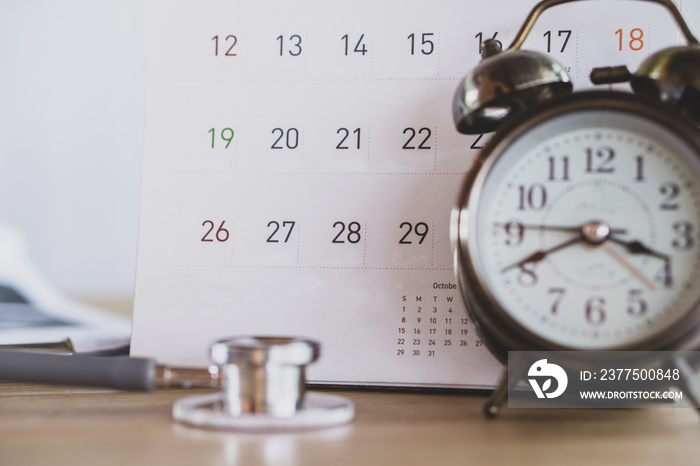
[601,242,657,291]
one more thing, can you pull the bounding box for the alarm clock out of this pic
[451,0,700,416]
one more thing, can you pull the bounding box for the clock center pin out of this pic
[580,221,611,245]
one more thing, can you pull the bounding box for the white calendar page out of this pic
[133,0,684,388]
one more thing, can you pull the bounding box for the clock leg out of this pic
[484,354,531,418]
[484,370,509,418]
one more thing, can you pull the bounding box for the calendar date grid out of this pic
[397,292,485,358]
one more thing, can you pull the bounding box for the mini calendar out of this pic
[132,0,685,388]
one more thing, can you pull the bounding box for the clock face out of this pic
[460,95,700,350]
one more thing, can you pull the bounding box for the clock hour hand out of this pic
[608,237,670,261]
[501,236,582,273]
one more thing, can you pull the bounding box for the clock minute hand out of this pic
[495,223,627,235]
[501,236,582,273]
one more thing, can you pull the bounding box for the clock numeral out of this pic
[516,264,538,287]
[585,146,615,174]
[501,221,524,247]
[626,289,647,317]
[585,296,606,326]
[672,221,695,251]
[548,287,566,314]
[659,182,681,210]
[547,156,570,181]
[517,184,547,211]
[635,155,645,182]
[654,259,674,288]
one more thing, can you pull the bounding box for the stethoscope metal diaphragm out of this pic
[172,336,355,431]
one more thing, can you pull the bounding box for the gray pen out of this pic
[0,350,221,390]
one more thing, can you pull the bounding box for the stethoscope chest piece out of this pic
[172,336,354,431]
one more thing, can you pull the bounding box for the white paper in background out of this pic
[0,225,131,353]
[132,0,688,388]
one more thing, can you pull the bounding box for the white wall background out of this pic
[684,1,700,34]
[0,1,147,299]
[0,1,696,300]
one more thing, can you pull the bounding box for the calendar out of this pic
[132,0,686,388]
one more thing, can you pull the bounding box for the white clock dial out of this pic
[460,97,700,350]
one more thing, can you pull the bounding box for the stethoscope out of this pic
[0,336,354,431]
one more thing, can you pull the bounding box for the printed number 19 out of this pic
[209,128,234,149]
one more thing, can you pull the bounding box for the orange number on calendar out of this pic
[614,28,644,51]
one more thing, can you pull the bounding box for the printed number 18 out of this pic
[615,28,644,51]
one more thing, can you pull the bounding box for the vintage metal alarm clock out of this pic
[452,0,700,416]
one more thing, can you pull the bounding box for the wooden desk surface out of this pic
[3,301,695,465]
[1,381,699,466]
